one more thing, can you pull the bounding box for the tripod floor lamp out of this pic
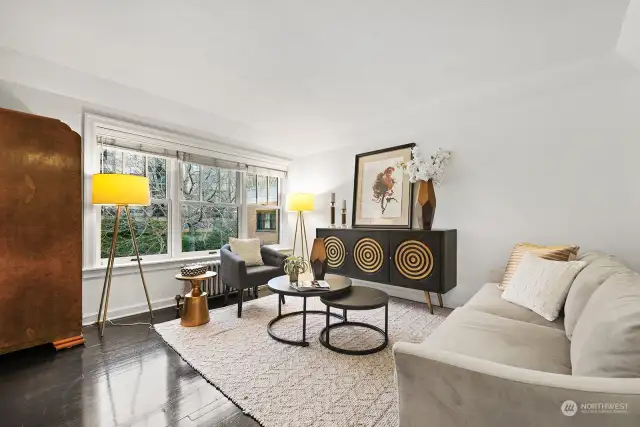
[93,173,154,337]
[287,193,314,262]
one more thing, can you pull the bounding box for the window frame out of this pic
[98,146,172,265]
[83,115,291,270]
[246,174,282,245]
[178,162,243,257]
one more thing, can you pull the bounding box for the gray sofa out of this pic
[394,252,640,427]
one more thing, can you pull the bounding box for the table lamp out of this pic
[287,193,314,262]
[93,173,154,336]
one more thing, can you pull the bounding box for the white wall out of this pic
[285,54,640,307]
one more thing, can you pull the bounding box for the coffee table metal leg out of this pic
[278,293,282,317]
[302,297,307,343]
[385,304,389,340]
[326,305,330,345]
[268,295,344,347]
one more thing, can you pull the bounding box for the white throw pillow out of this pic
[229,238,264,266]
[501,253,587,321]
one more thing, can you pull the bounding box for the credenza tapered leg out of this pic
[437,293,443,308]
[424,291,434,315]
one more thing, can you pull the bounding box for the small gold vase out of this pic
[416,179,436,230]
[309,238,328,280]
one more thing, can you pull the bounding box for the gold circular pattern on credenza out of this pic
[324,236,346,268]
[354,238,384,273]
[394,240,434,280]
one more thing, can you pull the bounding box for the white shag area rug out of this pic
[155,292,448,427]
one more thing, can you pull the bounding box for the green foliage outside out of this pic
[101,215,168,258]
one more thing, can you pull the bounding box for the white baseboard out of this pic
[82,280,457,325]
[82,297,178,325]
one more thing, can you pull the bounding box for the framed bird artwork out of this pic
[352,143,415,228]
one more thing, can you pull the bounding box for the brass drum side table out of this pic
[175,271,215,327]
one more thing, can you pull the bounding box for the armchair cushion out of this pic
[245,265,283,288]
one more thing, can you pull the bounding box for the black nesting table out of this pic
[266,274,352,347]
[319,286,389,355]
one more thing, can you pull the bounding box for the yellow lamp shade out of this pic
[92,174,150,206]
[287,193,314,211]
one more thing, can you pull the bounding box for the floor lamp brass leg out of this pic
[126,206,154,322]
[424,291,434,315]
[101,206,122,336]
[292,212,300,258]
[97,215,119,326]
[300,213,309,263]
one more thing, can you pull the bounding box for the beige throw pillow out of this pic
[229,238,264,266]
[501,253,587,321]
[498,243,579,290]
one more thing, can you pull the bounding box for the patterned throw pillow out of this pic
[501,253,587,321]
[229,237,264,266]
[498,243,579,290]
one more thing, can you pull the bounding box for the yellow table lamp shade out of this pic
[287,192,314,212]
[92,174,151,206]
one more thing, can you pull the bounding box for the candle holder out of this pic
[329,202,336,228]
[340,208,347,228]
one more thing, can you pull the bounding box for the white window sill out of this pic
[82,245,292,280]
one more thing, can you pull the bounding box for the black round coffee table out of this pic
[267,274,352,347]
[319,286,389,355]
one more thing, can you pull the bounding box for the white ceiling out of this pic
[0,0,636,155]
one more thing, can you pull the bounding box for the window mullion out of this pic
[170,159,182,258]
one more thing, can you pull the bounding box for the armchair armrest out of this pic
[393,342,640,427]
[220,247,247,289]
[261,246,287,272]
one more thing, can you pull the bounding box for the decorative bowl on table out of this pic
[180,264,208,277]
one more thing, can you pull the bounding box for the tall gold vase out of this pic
[416,179,436,230]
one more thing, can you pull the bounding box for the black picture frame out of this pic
[351,143,415,229]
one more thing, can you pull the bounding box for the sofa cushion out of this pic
[498,242,579,290]
[571,272,640,377]
[564,252,631,340]
[465,283,564,330]
[423,308,571,374]
[501,253,587,321]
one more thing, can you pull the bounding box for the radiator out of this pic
[202,260,223,296]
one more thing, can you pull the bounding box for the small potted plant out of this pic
[283,256,309,283]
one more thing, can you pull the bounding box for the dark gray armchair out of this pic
[220,244,287,317]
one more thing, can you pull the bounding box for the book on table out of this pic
[290,280,330,291]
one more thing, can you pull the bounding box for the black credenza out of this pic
[316,228,457,313]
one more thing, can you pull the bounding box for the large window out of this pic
[87,115,287,267]
[99,146,169,259]
[180,163,239,253]
[98,147,241,261]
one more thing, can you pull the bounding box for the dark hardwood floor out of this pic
[0,290,267,427]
